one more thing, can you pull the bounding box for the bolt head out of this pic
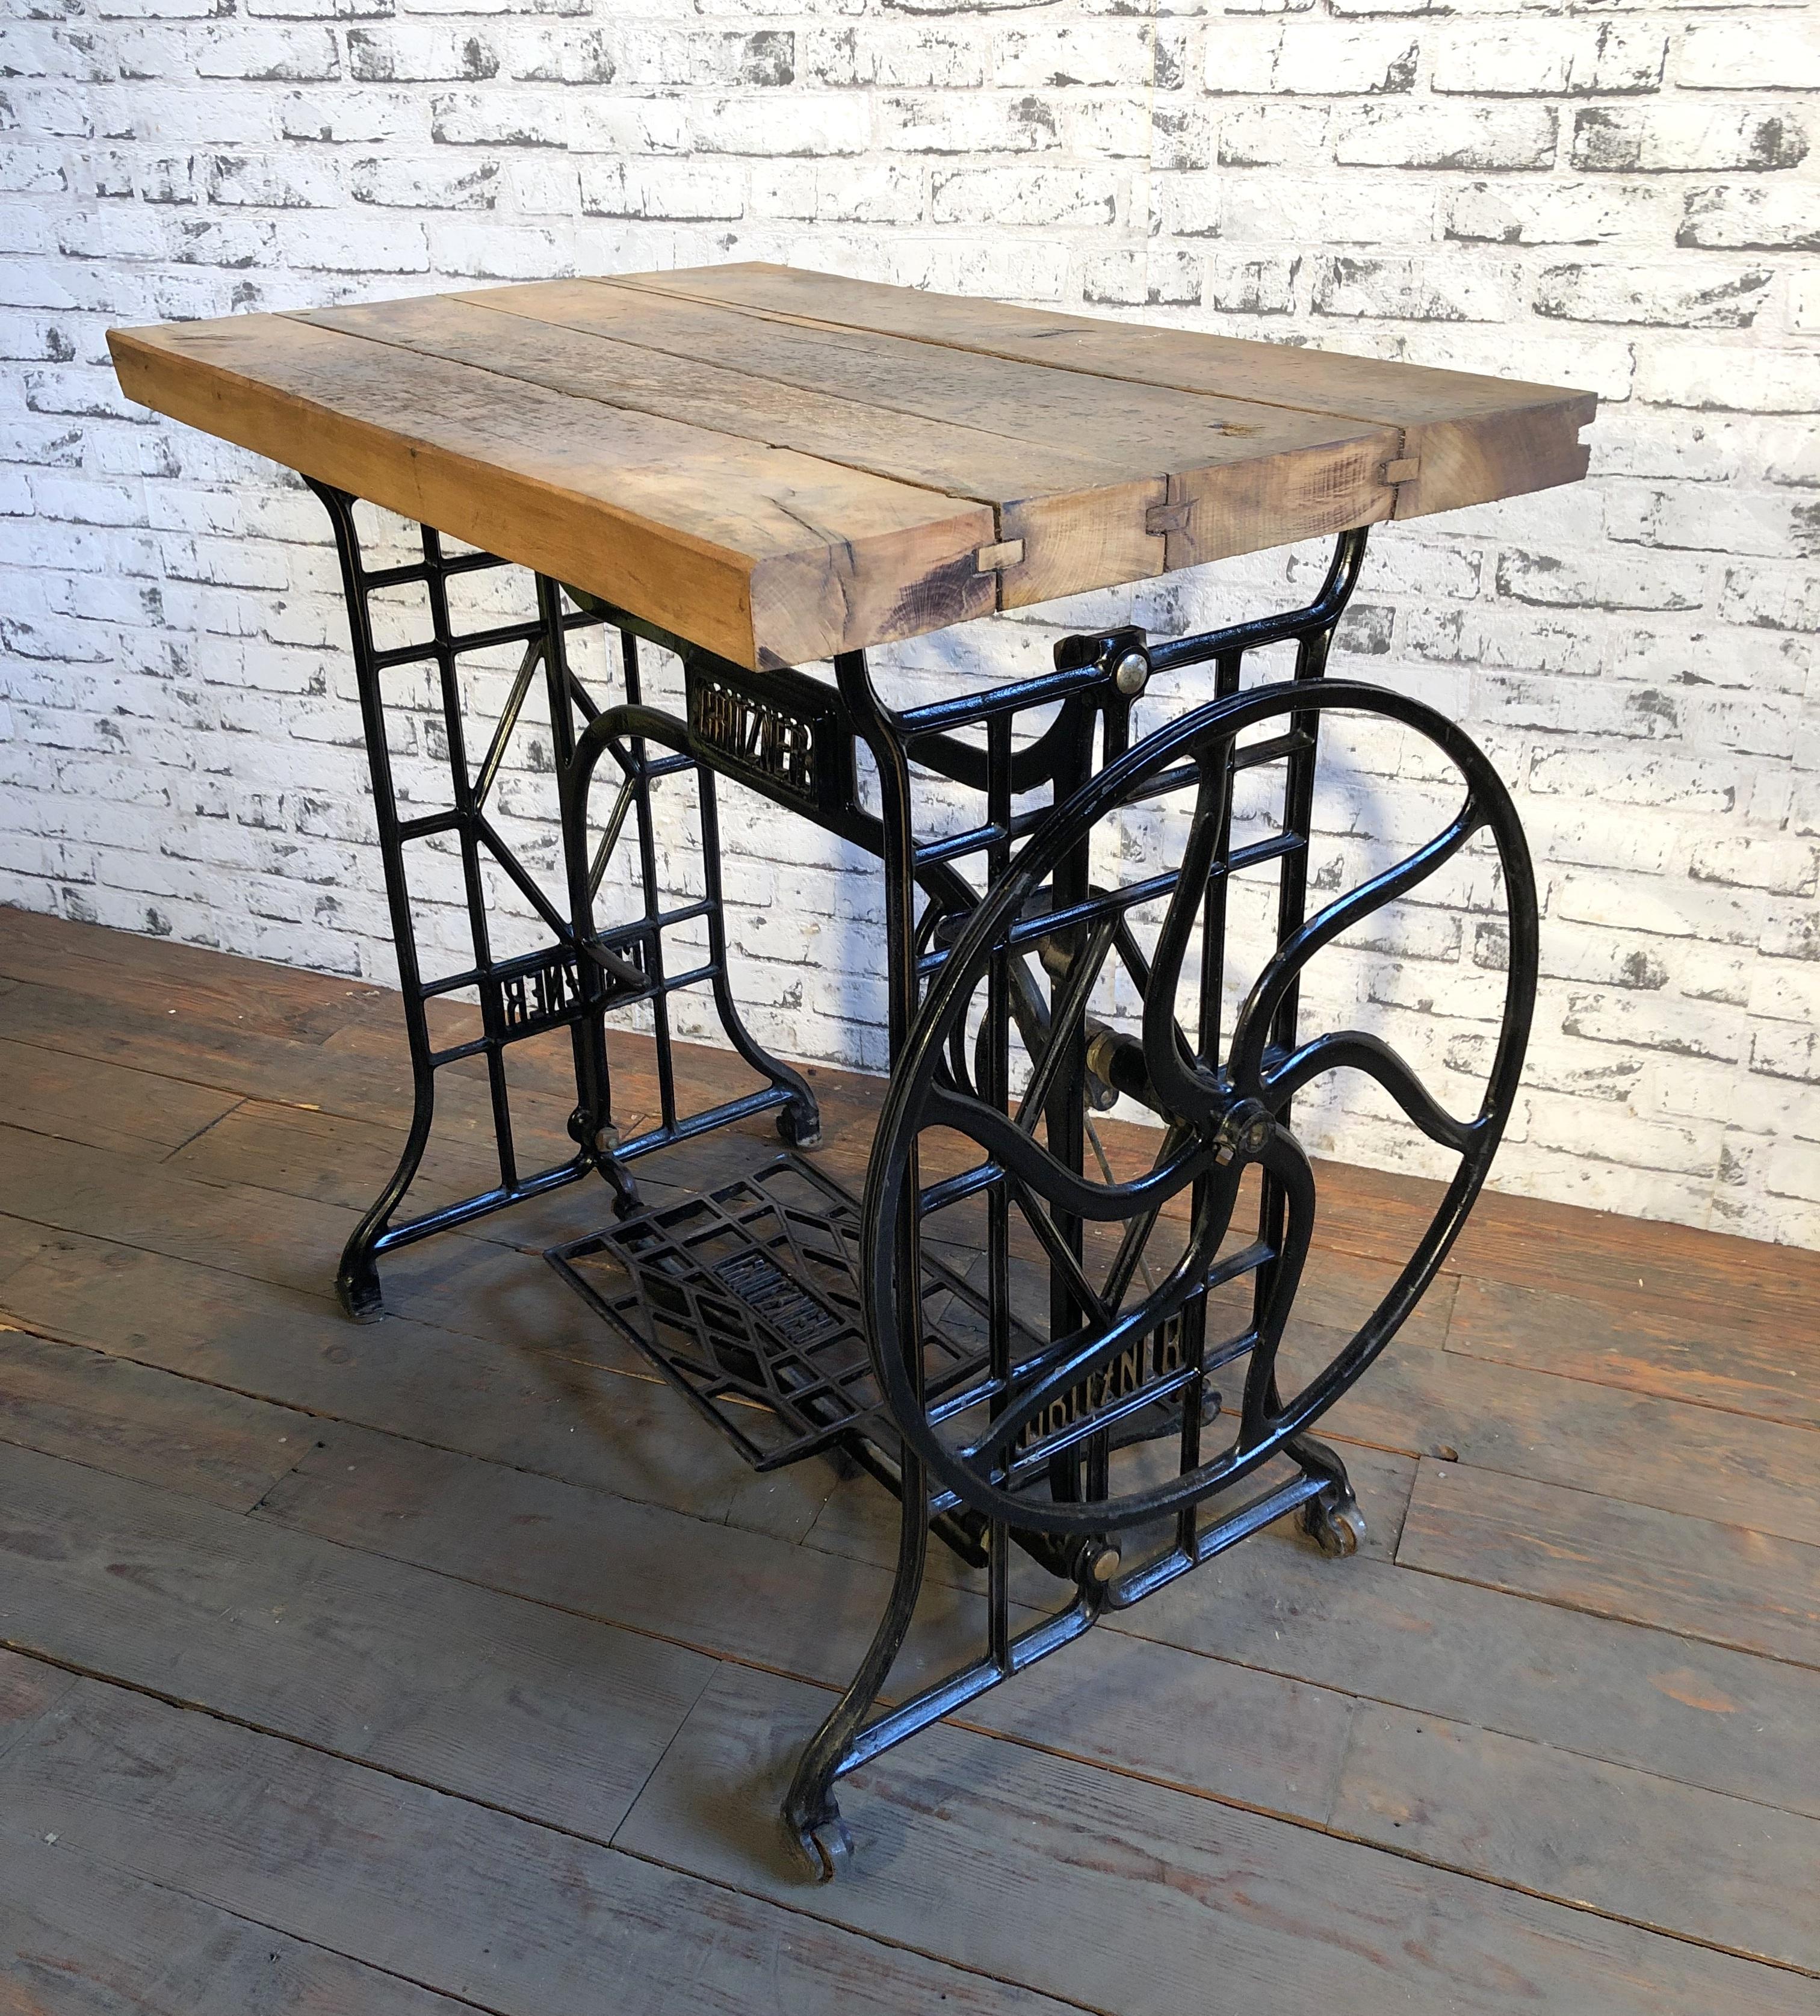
[1089,1542,1122,1584]
[1112,648,1150,697]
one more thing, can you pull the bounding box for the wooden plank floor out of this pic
[1,904,1816,2014]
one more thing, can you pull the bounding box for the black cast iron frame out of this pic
[309,487,1538,1881]
[309,480,820,1320]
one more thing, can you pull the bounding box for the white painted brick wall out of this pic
[2,0,1817,1248]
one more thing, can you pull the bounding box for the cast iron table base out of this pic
[312,487,1537,1879]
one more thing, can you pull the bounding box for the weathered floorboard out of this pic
[0,1330,310,1512]
[0,1225,834,1542]
[256,1422,1820,1832]
[1,1834,486,2016]
[1,1680,1084,2016]
[1400,1457,1820,1670]
[0,1441,717,1839]
[1328,1699,1820,1974]
[1445,1272,1820,1429]
[614,1662,1814,2016]
[0,1034,240,1161]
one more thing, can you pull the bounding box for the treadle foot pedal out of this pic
[546,1153,1020,1473]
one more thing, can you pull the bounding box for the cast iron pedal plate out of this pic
[547,1153,1021,1472]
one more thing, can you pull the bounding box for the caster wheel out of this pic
[790,1811,853,1882]
[777,1098,822,1151]
[1301,1495,1365,1559]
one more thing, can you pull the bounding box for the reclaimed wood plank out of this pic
[1,1837,482,2016]
[152,1071,1456,1368]
[1443,1187,1820,1325]
[0,941,365,1053]
[0,1647,79,1767]
[252,1422,1367,1825]
[254,1421,984,1685]
[302,290,1163,595]
[0,1120,376,1295]
[1446,1272,1820,1429]
[0,1099,627,1318]
[1115,1509,1820,1821]
[457,282,1379,474]
[0,979,628,1232]
[109,313,997,672]
[0,1329,309,1512]
[241,1395,1820,1976]
[0,921,1571,1335]
[0,1034,240,1161]
[0,1214,55,1292]
[0,902,391,1042]
[164,1095,565,1220]
[0,1441,716,1838]
[257,1421,1820,1832]
[28,1250,1789,1976]
[1399,1458,1820,1670]
[1324,1334,1820,1548]
[5,937,1810,1541]
[1281,1151,1820,1328]
[1,1679,1081,2016]
[1329,1699,1820,1977]
[2,1432,1358,1870]
[445,280,1401,603]
[0,977,422,1118]
[78,1376,1773,1983]
[0,1226,832,1543]
[611,263,1596,521]
[616,1661,1811,2016]
[0,972,765,1249]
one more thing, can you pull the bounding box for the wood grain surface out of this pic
[107,262,1594,670]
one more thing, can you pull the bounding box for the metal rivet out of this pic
[1112,648,1150,697]
[1091,1543,1122,1583]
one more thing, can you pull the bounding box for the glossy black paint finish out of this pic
[309,482,816,1318]
[311,498,1538,1881]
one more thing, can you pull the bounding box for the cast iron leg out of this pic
[779,648,927,1873]
[782,1459,930,1876]
[315,485,826,1313]
[315,483,449,1321]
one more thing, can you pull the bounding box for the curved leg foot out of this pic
[1299,1488,1365,1557]
[337,1102,433,1323]
[784,1799,853,1883]
[336,1247,386,1323]
[779,1454,929,1881]
[776,1090,822,1150]
[1289,1432,1364,1557]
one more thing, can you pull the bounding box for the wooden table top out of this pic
[109,262,1594,673]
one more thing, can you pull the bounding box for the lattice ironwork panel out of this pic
[548,1153,1041,1472]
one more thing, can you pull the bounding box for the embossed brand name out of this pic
[498,950,581,1035]
[691,678,819,801]
[1015,1318,1188,1453]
